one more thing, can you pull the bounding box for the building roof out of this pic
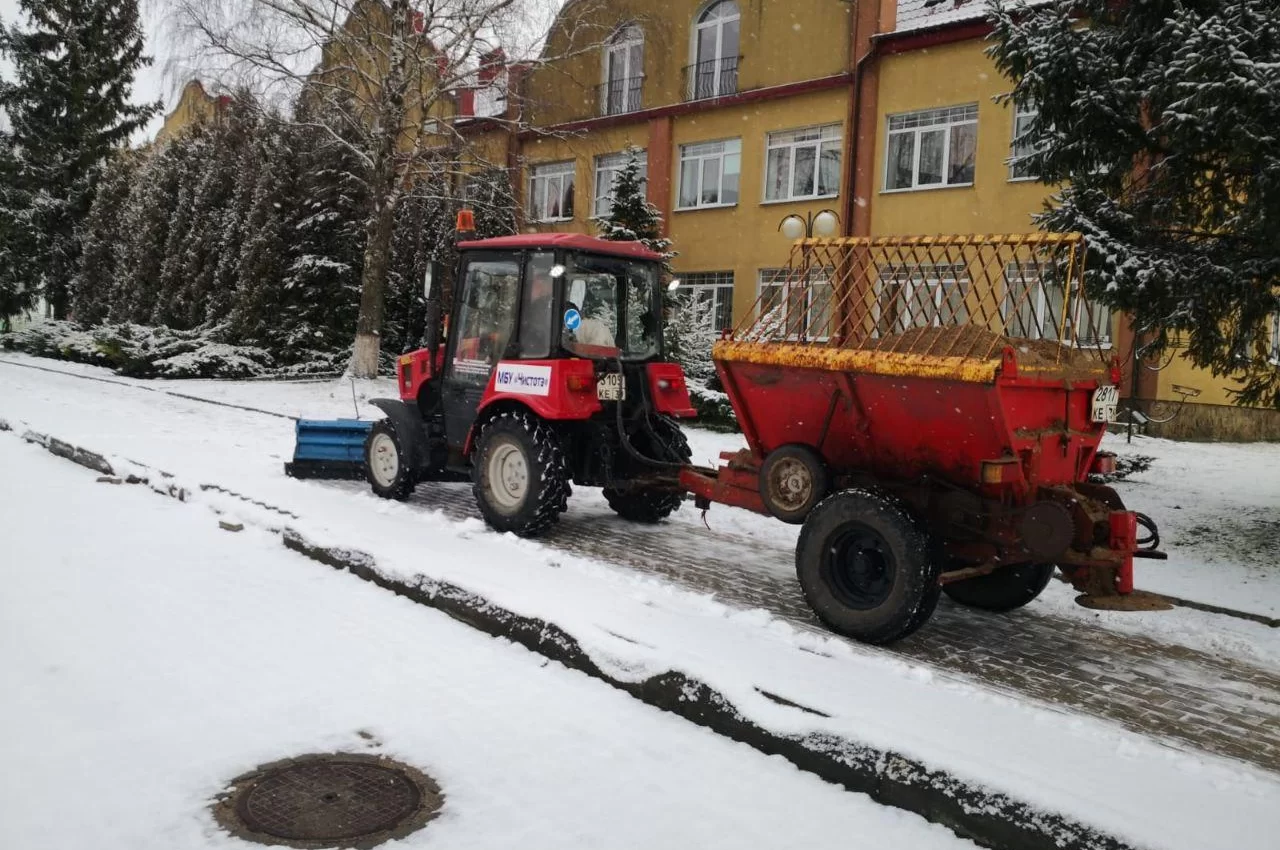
[894,0,988,33]
[457,233,665,262]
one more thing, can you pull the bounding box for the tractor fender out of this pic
[369,398,431,472]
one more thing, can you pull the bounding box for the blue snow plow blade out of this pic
[284,419,373,480]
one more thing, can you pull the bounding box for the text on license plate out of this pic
[1091,385,1119,423]
[597,373,625,401]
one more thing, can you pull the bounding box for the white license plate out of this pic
[1091,385,1119,423]
[597,373,626,401]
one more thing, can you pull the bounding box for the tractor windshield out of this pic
[561,254,662,360]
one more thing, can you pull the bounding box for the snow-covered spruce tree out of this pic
[593,144,687,364]
[0,0,159,319]
[71,150,141,325]
[279,95,369,354]
[112,140,187,324]
[206,107,269,326]
[229,127,299,351]
[0,132,37,330]
[987,0,1280,408]
[153,129,214,328]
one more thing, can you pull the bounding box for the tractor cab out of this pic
[366,219,696,538]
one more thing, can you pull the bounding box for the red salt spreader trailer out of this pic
[678,233,1166,644]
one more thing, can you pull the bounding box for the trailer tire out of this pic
[796,488,939,645]
[760,444,829,524]
[364,418,415,501]
[472,410,568,538]
[942,563,1056,612]
[603,416,691,523]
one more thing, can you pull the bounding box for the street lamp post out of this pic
[777,210,840,342]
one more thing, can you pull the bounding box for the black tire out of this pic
[603,416,691,523]
[759,444,829,524]
[796,488,939,645]
[364,418,415,501]
[472,410,569,537]
[942,563,1056,612]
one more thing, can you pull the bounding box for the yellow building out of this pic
[155,80,230,144]
[466,0,1276,439]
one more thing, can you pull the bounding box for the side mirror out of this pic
[424,262,444,301]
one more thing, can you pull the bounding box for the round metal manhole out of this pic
[213,753,443,848]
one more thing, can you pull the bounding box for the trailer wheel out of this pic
[942,563,1056,612]
[603,416,691,523]
[796,489,938,645]
[365,418,415,501]
[760,444,829,524]
[472,410,568,538]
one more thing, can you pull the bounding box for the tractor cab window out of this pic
[450,258,520,385]
[562,254,661,360]
[519,252,556,359]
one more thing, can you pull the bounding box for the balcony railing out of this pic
[683,56,740,102]
[597,76,644,116]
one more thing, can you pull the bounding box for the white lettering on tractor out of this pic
[494,363,553,397]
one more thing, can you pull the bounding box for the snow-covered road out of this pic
[0,436,979,850]
[3,354,1279,850]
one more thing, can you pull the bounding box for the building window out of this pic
[765,124,842,202]
[1003,262,1112,348]
[688,1,739,100]
[527,161,575,222]
[1009,101,1040,181]
[602,25,644,116]
[677,139,741,209]
[593,151,648,219]
[758,267,834,341]
[1271,314,1280,364]
[681,271,736,331]
[884,104,978,192]
[875,263,970,333]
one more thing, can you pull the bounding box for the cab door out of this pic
[441,254,521,448]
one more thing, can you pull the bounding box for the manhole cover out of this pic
[214,753,442,848]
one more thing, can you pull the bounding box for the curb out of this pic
[10,426,1143,850]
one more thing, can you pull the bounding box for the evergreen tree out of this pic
[987,0,1280,408]
[153,129,212,328]
[593,145,685,364]
[71,150,140,325]
[0,132,37,329]
[112,140,185,324]
[207,111,268,326]
[0,0,159,319]
[229,127,297,349]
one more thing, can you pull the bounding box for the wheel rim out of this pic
[486,440,529,512]
[368,432,399,488]
[824,523,897,610]
[768,457,814,512]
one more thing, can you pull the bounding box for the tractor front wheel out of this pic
[472,411,569,538]
[942,563,1056,612]
[603,417,691,523]
[365,418,415,501]
[796,489,938,645]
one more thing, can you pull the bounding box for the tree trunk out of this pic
[350,196,397,378]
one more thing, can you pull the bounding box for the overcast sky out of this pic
[0,0,564,142]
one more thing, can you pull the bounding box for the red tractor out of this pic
[362,217,696,536]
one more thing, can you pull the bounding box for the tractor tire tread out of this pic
[364,417,416,501]
[472,410,569,538]
[603,416,691,523]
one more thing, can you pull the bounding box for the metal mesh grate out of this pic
[732,233,1108,365]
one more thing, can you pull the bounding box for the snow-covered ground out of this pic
[2,353,1279,850]
[1,437,978,849]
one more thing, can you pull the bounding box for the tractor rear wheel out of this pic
[942,563,1056,612]
[472,410,569,538]
[603,417,691,523]
[365,418,415,501]
[796,488,938,645]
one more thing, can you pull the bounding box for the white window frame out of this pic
[676,138,741,210]
[690,0,740,99]
[592,151,648,220]
[602,25,644,116]
[527,161,576,222]
[758,267,834,342]
[1268,313,1280,365]
[883,104,978,193]
[874,263,970,334]
[1009,100,1040,182]
[763,124,842,203]
[681,271,736,331]
[1003,262,1113,349]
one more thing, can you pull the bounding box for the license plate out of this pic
[597,373,625,401]
[1091,385,1119,423]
